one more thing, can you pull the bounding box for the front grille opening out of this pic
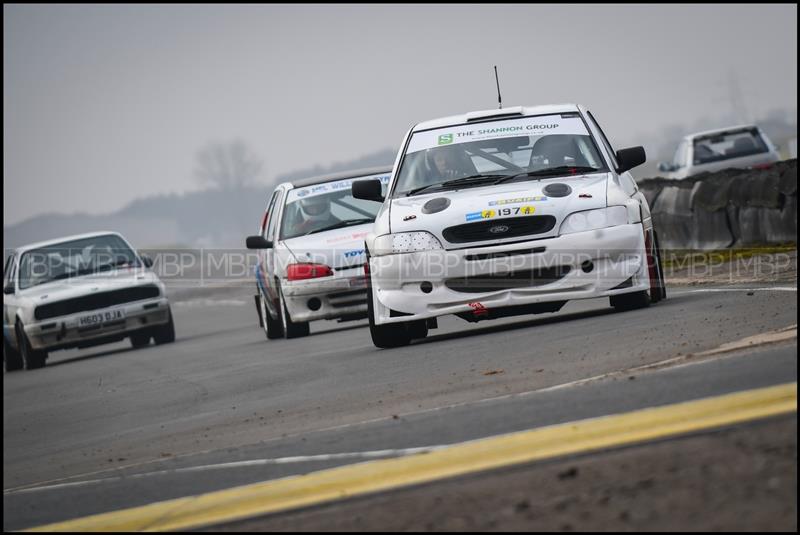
[443,216,556,244]
[610,276,634,290]
[35,285,160,320]
[464,246,546,262]
[445,265,571,293]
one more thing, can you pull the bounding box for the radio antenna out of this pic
[494,65,502,109]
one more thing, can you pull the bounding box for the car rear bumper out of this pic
[281,271,369,322]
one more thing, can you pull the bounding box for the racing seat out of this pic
[726,137,757,157]
[424,145,479,180]
[529,135,590,169]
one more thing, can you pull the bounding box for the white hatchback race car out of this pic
[3,231,175,370]
[657,124,781,179]
[352,104,667,348]
[246,167,392,339]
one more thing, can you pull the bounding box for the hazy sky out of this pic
[4,3,797,225]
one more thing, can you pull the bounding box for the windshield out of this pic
[280,173,390,240]
[692,128,769,165]
[393,113,607,197]
[18,234,141,290]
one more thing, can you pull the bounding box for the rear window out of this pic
[692,129,769,165]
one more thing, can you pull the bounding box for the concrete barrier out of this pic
[637,160,797,249]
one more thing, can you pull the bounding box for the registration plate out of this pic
[78,309,126,327]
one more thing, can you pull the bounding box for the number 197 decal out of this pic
[465,205,536,221]
[496,205,535,216]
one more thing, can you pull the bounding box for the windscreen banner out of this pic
[286,173,391,203]
[406,115,590,154]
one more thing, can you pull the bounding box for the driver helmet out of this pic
[298,195,331,222]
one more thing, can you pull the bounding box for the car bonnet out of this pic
[389,174,609,247]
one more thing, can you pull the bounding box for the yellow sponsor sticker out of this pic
[520,205,535,215]
[481,209,496,219]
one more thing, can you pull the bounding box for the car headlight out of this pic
[559,206,629,235]
[373,232,444,256]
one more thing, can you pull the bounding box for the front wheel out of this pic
[610,290,651,311]
[279,285,309,339]
[130,331,151,349]
[366,284,412,348]
[153,307,176,345]
[4,334,23,372]
[17,322,47,370]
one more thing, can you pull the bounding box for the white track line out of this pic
[669,286,797,295]
[4,447,448,495]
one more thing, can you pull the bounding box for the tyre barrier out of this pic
[637,160,797,250]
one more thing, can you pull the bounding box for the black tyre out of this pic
[16,322,46,370]
[407,319,429,340]
[260,290,284,339]
[366,283,412,348]
[610,290,651,311]
[153,307,176,345]
[279,286,309,339]
[652,230,667,302]
[3,334,23,372]
[130,331,151,349]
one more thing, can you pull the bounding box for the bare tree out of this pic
[194,139,263,190]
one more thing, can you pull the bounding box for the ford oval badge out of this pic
[489,225,509,234]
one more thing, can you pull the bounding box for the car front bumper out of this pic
[281,269,369,323]
[369,223,651,324]
[25,297,171,351]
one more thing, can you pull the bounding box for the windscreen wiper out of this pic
[50,271,80,281]
[494,166,603,184]
[304,218,375,236]
[405,174,507,196]
[95,258,133,273]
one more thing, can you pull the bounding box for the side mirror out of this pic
[246,235,273,249]
[616,146,646,174]
[140,254,154,268]
[3,285,14,295]
[352,179,385,203]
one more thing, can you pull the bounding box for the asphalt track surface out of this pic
[3,283,797,531]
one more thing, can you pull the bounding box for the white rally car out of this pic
[246,167,392,339]
[352,104,667,348]
[3,231,175,370]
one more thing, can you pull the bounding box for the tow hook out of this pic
[468,302,489,319]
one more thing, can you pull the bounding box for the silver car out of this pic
[3,231,175,371]
[658,124,781,179]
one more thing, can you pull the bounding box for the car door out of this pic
[3,254,18,347]
[260,187,285,317]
